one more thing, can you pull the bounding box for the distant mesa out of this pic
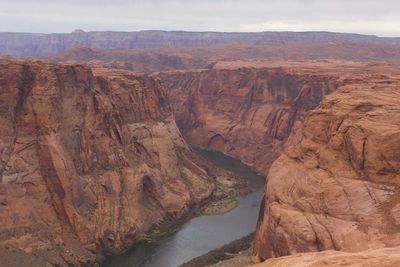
[73,29,85,33]
[1,30,400,56]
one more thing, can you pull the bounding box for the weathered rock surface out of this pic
[250,246,400,267]
[212,247,400,267]
[0,59,236,265]
[158,68,340,173]
[253,72,400,261]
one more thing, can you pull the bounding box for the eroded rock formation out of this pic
[158,68,340,173]
[0,59,237,265]
[251,246,400,267]
[253,73,400,261]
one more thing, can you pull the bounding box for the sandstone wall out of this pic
[158,68,340,173]
[0,59,224,265]
[253,77,400,261]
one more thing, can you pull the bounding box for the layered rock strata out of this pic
[253,74,400,261]
[158,68,340,173]
[0,59,236,265]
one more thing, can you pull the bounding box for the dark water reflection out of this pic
[103,148,265,267]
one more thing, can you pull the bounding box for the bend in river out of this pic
[103,148,265,267]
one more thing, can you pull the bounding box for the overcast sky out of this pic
[0,0,399,37]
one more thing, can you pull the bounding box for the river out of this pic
[103,149,265,267]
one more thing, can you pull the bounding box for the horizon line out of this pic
[1,29,399,39]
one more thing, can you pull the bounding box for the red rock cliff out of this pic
[0,59,227,265]
[252,71,400,262]
[158,68,340,173]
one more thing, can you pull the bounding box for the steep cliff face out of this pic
[0,59,235,265]
[253,75,400,261]
[158,68,340,173]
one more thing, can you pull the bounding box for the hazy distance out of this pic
[0,0,399,37]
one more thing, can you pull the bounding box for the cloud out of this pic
[240,18,400,36]
[0,0,399,36]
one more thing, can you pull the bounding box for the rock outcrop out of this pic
[253,73,400,261]
[158,68,340,173]
[0,59,236,265]
[251,246,400,267]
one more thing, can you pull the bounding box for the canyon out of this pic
[0,58,242,266]
[156,61,400,266]
[0,31,400,267]
[157,66,340,173]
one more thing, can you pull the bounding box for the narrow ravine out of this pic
[103,149,265,267]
